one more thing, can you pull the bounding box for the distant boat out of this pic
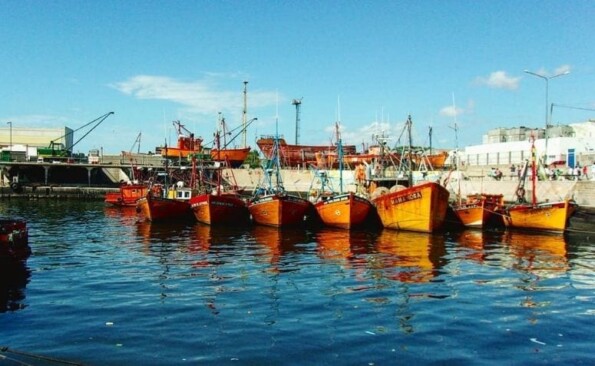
[210,83,258,168]
[502,139,577,233]
[210,147,251,168]
[451,193,504,228]
[371,116,450,233]
[249,132,312,227]
[257,136,357,167]
[160,120,204,159]
[105,183,149,207]
[0,218,30,262]
[310,126,374,229]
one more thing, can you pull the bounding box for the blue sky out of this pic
[1,0,594,155]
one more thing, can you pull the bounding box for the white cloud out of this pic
[554,64,572,75]
[440,105,463,118]
[111,75,278,117]
[475,71,520,90]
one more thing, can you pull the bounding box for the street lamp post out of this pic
[524,69,570,163]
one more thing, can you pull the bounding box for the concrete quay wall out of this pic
[227,168,595,208]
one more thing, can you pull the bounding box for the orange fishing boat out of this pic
[502,139,577,233]
[371,116,450,233]
[373,181,450,233]
[310,133,374,229]
[314,192,373,229]
[105,183,148,207]
[160,120,204,159]
[249,193,312,227]
[249,134,312,227]
[451,193,504,228]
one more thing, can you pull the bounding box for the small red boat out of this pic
[105,183,148,207]
[0,219,30,261]
[136,185,194,222]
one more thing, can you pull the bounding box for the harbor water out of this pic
[2,199,595,365]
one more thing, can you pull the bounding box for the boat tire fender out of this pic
[516,187,525,198]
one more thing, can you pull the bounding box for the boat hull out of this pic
[452,194,504,228]
[210,147,251,168]
[136,195,193,222]
[190,193,249,225]
[248,194,312,227]
[315,193,373,229]
[503,199,576,233]
[372,181,450,233]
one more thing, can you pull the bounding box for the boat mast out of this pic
[242,81,248,148]
[215,131,222,195]
[336,97,343,193]
[407,115,413,187]
[531,138,537,206]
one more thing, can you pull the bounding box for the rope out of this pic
[0,347,84,366]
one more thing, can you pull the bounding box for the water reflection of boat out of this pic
[0,218,30,262]
[0,261,30,312]
[136,220,192,246]
[316,228,375,263]
[455,230,487,263]
[374,229,446,283]
[502,231,568,276]
[251,225,309,270]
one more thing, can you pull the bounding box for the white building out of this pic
[462,120,595,168]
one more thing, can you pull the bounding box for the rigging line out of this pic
[0,347,85,366]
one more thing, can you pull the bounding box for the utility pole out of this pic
[292,98,302,145]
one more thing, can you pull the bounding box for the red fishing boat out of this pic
[105,183,148,207]
[136,185,194,222]
[0,219,30,261]
[191,138,250,225]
